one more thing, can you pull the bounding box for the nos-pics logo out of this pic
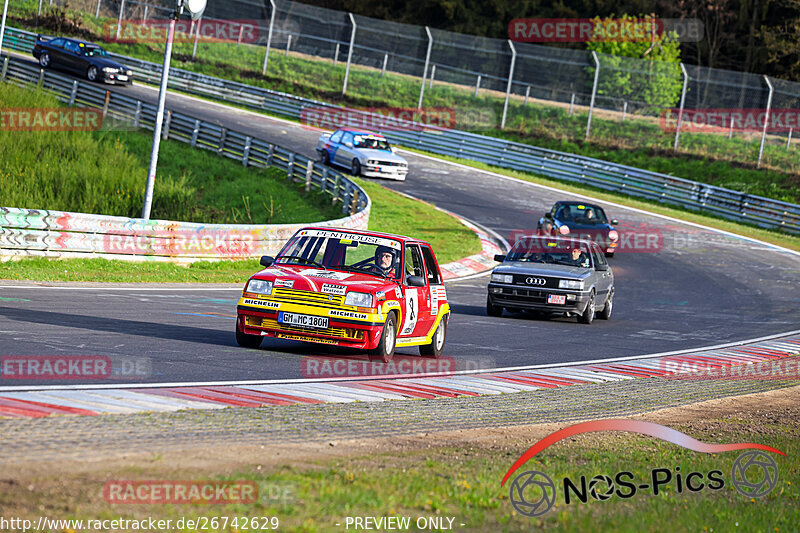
[501,420,783,517]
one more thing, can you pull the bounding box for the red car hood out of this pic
[252,265,395,293]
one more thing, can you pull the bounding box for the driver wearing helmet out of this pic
[374,246,398,277]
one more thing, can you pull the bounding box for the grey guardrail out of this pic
[0,53,370,261]
[3,26,799,234]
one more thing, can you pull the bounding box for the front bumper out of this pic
[237,296,384,349]
[100,72,133,85]
[487,283,591,313]
[361,167,407,180]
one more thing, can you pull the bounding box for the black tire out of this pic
[578,290,596,324]
[604,252,615,258]
[87,65,99,82]
[351,159,361,176]
[319,149,330,165]
[486,295,503,317]
[599,289,613,320]
[39,52,50,68]
[419,317,446,358]
[235,319,262,348]
[369,313,396,363]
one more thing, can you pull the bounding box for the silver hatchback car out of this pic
[316,128,409,181]
[487,236,614,324]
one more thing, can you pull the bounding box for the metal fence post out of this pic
[501,39,517,129]
[267,143,274,165]
[0,0,9,54]
[569,93,575,116]
[728,116,734,138]
[673,62,689,151]
[95,0,101,18]
[217,127,226,154]
[342,13,356,95]
[38,68,44,85]
[305,160,313,192]
[381,53,387,76]
[758,75,774,168]
[524,85,530,106]
[474,74,480,97]
[116,0,125,40]
[143,5,148,26]
[68,80,78,106]
[192,17,201,59]
[161,110,171,140]
[429,64,435,88]
[622,101,627,121]
[0,57,8,82]
[788,128,793,150]
[321,167,329,193]
[243,136,252,165]
[585,51,600,141]
[262,0,276,74]
[287,152,295,180]
[191,119,200,146]
[417,26,432,110]
[133,100,141,128]
[237,25,244,47]
[333,42,340,66]
[285,34,291,56]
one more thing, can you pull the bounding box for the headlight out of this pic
[246,279,273,295]
[559,279,584,290]
[608,230,619,241]
[102,67,116,72]
[367,160,378,165]
[491,273,513,284]
[345,291,374,307]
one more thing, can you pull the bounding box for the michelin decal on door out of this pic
[401,288,418,335]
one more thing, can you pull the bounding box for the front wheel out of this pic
[369,313,396,363]
[318,149,330,165]
[39,52,50,68]
[419,318,446,358]
[235,319,263,348]
[486,295,503,317]
[87,65,99,82]
[578,291,595,324]
[351,159,361,176]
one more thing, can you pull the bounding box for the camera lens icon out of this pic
[509,471,556,517]
[731,450,779,498]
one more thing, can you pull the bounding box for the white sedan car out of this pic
[316,128,408,181]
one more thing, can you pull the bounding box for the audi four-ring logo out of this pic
[525,277,546,285]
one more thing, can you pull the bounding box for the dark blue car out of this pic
[33,36,133,85]
[538,201,619,257]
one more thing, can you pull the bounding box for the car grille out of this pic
[377,161,405,167]
[510,275,561,289]
[497,287,549,303]
[270,288,345,307]
[245,316,363,340]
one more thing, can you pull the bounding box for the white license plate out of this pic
[117,75,128,81]
[278,312,329,329]
[547,294,566,305]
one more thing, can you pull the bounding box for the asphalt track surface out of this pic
[2,61,800,386]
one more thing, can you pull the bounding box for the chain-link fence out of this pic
[9,0,800,174]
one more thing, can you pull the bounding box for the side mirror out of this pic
[596,263,609,271]
[406,275,426,287]
[494,254,506,262]
[260,255,274,267]
[610,219,619,226]
[345,142,353,148]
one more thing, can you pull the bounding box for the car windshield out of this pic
[506,237,592,268]
[556,204,608,224]
[353,135,390,150]
[276,229,402,279]
[83,46,108,57]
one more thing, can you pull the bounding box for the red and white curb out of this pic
[0,333,797,418]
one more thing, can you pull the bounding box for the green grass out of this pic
[5,1,799,205]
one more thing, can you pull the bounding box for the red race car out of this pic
[236,227,450,362]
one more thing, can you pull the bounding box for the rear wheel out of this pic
[369,313,396,363]
[486,295,503,317]
[351,159,361,176]
[419,318,446,358]
[39,52,50,68]
[235,318,262,348]
[87,65,99,82]
[599,290,613,320]
[578,290,596,324]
